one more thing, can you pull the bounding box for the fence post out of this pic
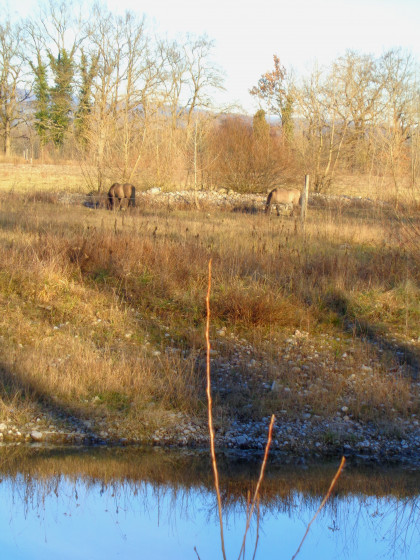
[301,174,309,227]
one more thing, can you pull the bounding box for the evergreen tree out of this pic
[48,48,74,147]
[74,51,98,146]
[281,94,294,143]
[253,109,270,141]
[30,54,50,146]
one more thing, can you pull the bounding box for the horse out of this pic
[265,187,301,216]
[107,183,136,210]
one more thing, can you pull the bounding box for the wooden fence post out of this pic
[301,174,309,227]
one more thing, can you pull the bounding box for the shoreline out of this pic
[1,414,419,468]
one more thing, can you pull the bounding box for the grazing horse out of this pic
[107,183,136,210]
[265,188,301,215]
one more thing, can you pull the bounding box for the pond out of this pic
[0,446,418,560]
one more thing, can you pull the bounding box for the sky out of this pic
[6,0,420,114]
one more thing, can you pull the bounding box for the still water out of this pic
[0,446,418,560]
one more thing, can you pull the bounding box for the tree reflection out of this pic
[0,446,418,559]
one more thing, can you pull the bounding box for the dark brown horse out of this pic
[265,188,301,215]
[107,183,136,210]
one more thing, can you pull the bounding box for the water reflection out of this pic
[0,446,418,559]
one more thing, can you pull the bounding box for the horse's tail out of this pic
[130,186,136,207]
[265,190,273,213]
[107,184,117,210]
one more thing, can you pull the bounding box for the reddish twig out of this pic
[237,414,276,560]
[206,258,227,560]
[291,456,346,559]
[251,497,260,560]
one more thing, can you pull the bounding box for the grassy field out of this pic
[0,160,418,202]
[0,161,86,193]
[0,163,419,441]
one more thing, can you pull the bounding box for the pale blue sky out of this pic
[6,0,420,114]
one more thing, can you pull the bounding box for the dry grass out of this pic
[324,173,419,204]
[0,162,86,193]
[0,177,419,435]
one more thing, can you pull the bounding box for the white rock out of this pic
[30,431,43,442]
[271,380,280,392]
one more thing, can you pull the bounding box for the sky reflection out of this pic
[0,449,418,560]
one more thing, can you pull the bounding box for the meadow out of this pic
[0,162,419,441]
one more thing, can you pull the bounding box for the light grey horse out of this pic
[265,188,301,215]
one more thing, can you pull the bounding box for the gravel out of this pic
[2,411,418,467]
[1,328,418,467]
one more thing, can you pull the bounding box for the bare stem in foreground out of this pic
[237,414,275,560]
[206,258,227,560]
[291,456,346,560]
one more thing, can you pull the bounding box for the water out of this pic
[0,446,418,559]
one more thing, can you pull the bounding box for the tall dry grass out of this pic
[0,161,86,194]
[0,190,418,434]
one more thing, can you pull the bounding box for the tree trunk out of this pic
[4,121,11,156]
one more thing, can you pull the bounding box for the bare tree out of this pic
[408,86,420,189]
[0,19,29,156]
[375,49,418,202]
[183,35,225,126]
[294,64,352,191]
[124,33,226,190]
[332,51,382,170]
[160,39,188,132]
[184,112,217,201]
[81,7,121,188]
[121,15,164,183]
[83,7,165,189]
